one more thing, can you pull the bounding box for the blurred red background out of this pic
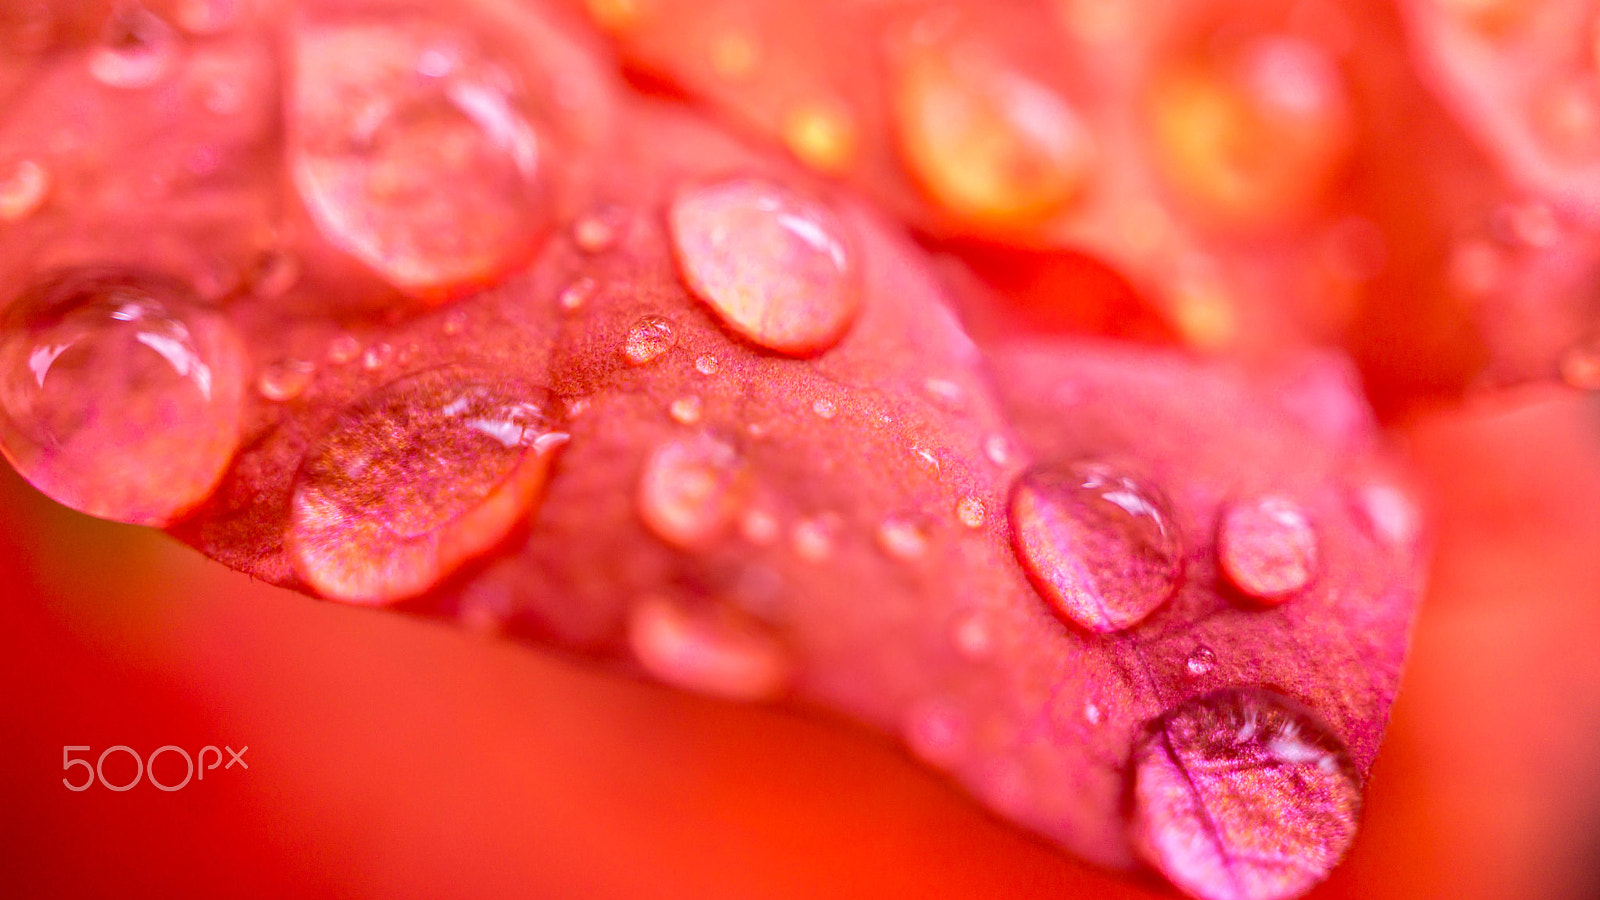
[4,384,1600,900]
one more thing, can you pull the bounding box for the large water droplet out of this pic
[1218,496,1318,602]
[287,367,565,604]
[88,7,178,90]
[637,433,746,549]
[628,596,790,701]
[288,16,548,296]
[668,177,860,356]
[1130,688,1361,900]
[892,36,1093,227]
[1186,645,1217,676]
[1008,460,1182,633]
[0,268,245,525]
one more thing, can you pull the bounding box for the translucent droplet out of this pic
[572,206,623,253]
[1218,496,1318,602]
[1008,460,1182,633]
[288,16,548,296]
[637,433,745,549]
[740,508,780,546]
[984,433,1014,467]
[362,342,393,371]
[906,698,967,767]
[694,354,720,376]
[248,250,301,299]
[326,334,361,364]
[1560,336,1600,390]
[287,367,565,604]
[668,394,702,425]
[956,495,986,528]
[0,160,49,221]
[1356,481,1421,551]
[811,397,837,419]
[1083,700,1104,726]
[1131,689,1361,900]
[623,315,676,365]
[923,377,965,409]
[0,268,245,525]
[442,309,468,336]
[892,38,1093,226]
[876,515,928,560]
[708,29,760,82]
[951,609,993,660]
[628,596,790,701]
[558,277,597,313]
[782,100,858,174]
[257,358,316,402]
[792,516,835,562]
[668,177,860,356]
[1186,645,1217,676]
[89,8,178,90]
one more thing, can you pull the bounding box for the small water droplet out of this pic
[984,433,1014,467]
[1084,700,1104,726]
[792,516,835,561]
[572,206,623,253]
[1130,688,1360,900]
[782,100,858,174]
[248,249,300,299]
[327,334,361,364]
[708,28,760,82]
[892,35,1093,226]
[623,315,676,365]
[1356,480,1421,551]
[1218,496,1318,602]
[1560,336,1600,390]
[257,358,316,402]
[1008,460,1183,633]
[668,177,860,356]
[287,367,564,603]
[811,397,837,419]
[557,276,597,313]
[637,433,745,549]
[89,8,178,90]
[905,698,967,767]
[910,446,942,474]
[740,508,780,546]
[628,596,790,701]
[923,376,965,409]
[0,268,245,525]
[694,354,720,376]
[956,495,986,528]
[442,309,468,336]
[876,515,929,560]
[668,394,702,425]
[1186,645,1217,676]
[0,160,49,221]
[362,342,394,371]
[951,609,993,660]
[288,16,548,295]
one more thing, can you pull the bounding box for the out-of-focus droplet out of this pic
[288,16,548,296]
[668,394,702,425]
[951,609,993,660]
[1186,645,1217,676]
[1149,35,1352,227]
[1559,336,1600,390]
[326,333,361,364]
[811,397,837,419]
[0,268,245,525]
[984,433,1014,467]
[694,354,720,376]
[558,276,597,313]
[740,507,780,545]
[1008,460,1182,633]
[0,160,49,221]
[572,206,622,253]
[708,29,759,82]
[637,433,745,549]
[623,314,676,365]
[442,309,468,336]
[1083,700,1103,725]
[792,515,835,561]
[257,358,316,402]
[956,495,986,528]
[1356,480,1421,551]
[89,8,178,90]
[892,36,1092,227]
[287,367,565,604]
[668,177,860,356]
[876,515,929,560]
[906,698,967,767]
[1218,496,1318,602]
[782,100,858,174]
[585,0,647,32]
[628,595,790,701]
[1130,688,1361,900]
[362,341,393,371]
[249,249,300,299]
[176,0,239,35]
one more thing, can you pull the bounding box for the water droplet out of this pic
[923,377,965,409]
[668,394,702,425]
[89,8,178,90]
[362,342,394,371]
[572,207,622,253]
[782,100,858,174]
[951,609,993,660]
[984,433,1014,467]
[892,36,1093,226]
[248,249,300,299]
[628,596,790,701]
[910,446,942,475]
[792,516,835,561]
[1008,460,1183,633]
[811,397,837,419]
[1083,700,1103,726]
[0,268,245,525]
[668,177,860,356]
[1560,336,1600,390]
[287,367,564,603]
[326,334,361,364]
[442,309,468,336]
[956,495,986,528]
[1218,496,1318,602]
[175,0,239,35]
[558,276,597,313]
[257,358,316,402]
[708,27,759,79]
[288,16,548,295]
[1130,688,1360,900]
[1186,645,1217,676]
[694,354,720,376]
[623,315,676,365]
[637,433,745,549]
[0,160,49,221]
[906,698,967,767]
[876,515,928,560]
[1356,480,1421,551]
[740,508,780,546]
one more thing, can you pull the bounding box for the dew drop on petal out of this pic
[0,160,49,221]
[326,333,361,364]
[257,358,316,402]
[0,268,245,525]
[950,609,993,660]
[740,507,780,546]
[442,308,468,336]
[782,100,858,174]
[248,249,301,299]
[668,177,860,356]
[1008,460,1182,633]
[1356,479,1422,551]
[88,8,178,90]
[1218,496,1318,602]
[694,354,720,376]
[1130,688,1361,900]
[623,314,675,365]
[984,433,1014,467]
[362,341,393,371]
[792,516,835,562]
[876,515,929,560]
[1559,336,1600,390]
[288,15,549,296]
[905,698,967,767]
[668,394,702,425]
[558,276,597,313]
[628,596,791,701]
[811,397,837,419]
[286,367,565,604]
[1083,700,1104,726]
[1186,645,1217,676]
[956,495,986,528]
[637,433,745,550]
[572,207,622,253]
